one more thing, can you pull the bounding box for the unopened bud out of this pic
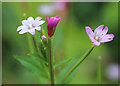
[41,35,47,41]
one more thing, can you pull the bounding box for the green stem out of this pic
[27,33,34,53]
[48,38,54,84]
[33,36,38,52]
[62,45,95,82]
[97,56,101,84]
[33,31,40,53]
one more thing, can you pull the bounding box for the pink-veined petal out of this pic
[95,25,104,34]
[102,26,108,35]
[100,34,114,43]
[35,17,42,21]
[35,27,41,31]
[28,29,35,35]
[89,36,96,43]
[17,26,23,31]
[85,26,94,38]
[93,41,101,46]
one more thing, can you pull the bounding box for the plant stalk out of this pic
[48,38,54,84]
[97,56,101,84]
[62,45,95,82]
[27,33,34,53]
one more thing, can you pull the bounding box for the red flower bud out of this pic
[46,16,61,37]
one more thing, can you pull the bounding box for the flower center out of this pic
[95,35,100,41]
[28,24,34,29]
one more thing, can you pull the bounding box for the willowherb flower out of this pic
[38,2,66,16]
[46,16,61,37]
[17,17,45,35]
[106,63,119,81]
[85,25,114,46]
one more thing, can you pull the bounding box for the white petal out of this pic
[18,26,28,34]
[17,26,23,31]
[22,20,28,25]
[39,20,45,25]
[35,27,41,31]
[27,17,34,22]
[28,29,35,35]
[32,21,40,26]
[35,17,42,21]
[19,29,28,34]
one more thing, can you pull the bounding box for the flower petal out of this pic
[39,20,45,25]
[102,26,108,35]
[19,29,28,34]
[22,20,28,25]
[28,29,35,35]
[46,16,49,23]
[85,26,94,38]
[95,25,104,34]
[17,26,23,31]
[35,17,42,21]
[18,26,28,34]
[93,41,101,46]
[100,34,114,43]
[27,17,34,22]
[35,27,41,31]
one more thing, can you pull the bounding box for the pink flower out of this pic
[17,17,45,35]
[85,25,114,46]
[46,16,61,37]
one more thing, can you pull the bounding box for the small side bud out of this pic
[41,35,47,41]
[41,35,47,46]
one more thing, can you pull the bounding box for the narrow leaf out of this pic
[56,57,80,84]
[27,53,48,64]
[54,58,72,70]
[57,45,94,84]
[14,56,47,78]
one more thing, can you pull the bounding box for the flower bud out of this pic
[41,35,47,41]
[46,16,61,37]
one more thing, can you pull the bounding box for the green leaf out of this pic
[27,53,48,64]
[14,56,47,78]
[56,45,94,84]
[56,57,80,84]
[54,58,72,70]
[63,64,80,84]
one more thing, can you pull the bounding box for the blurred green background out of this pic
[2,2,118,84]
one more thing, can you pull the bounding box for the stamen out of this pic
[95,36,99,41]
[28,24,33,29]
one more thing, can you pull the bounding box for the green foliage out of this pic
[3,2,118,84]
[56,57,80,84]
[27,53,48,64]
[14,56,48,79]
[54,58,72,70]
